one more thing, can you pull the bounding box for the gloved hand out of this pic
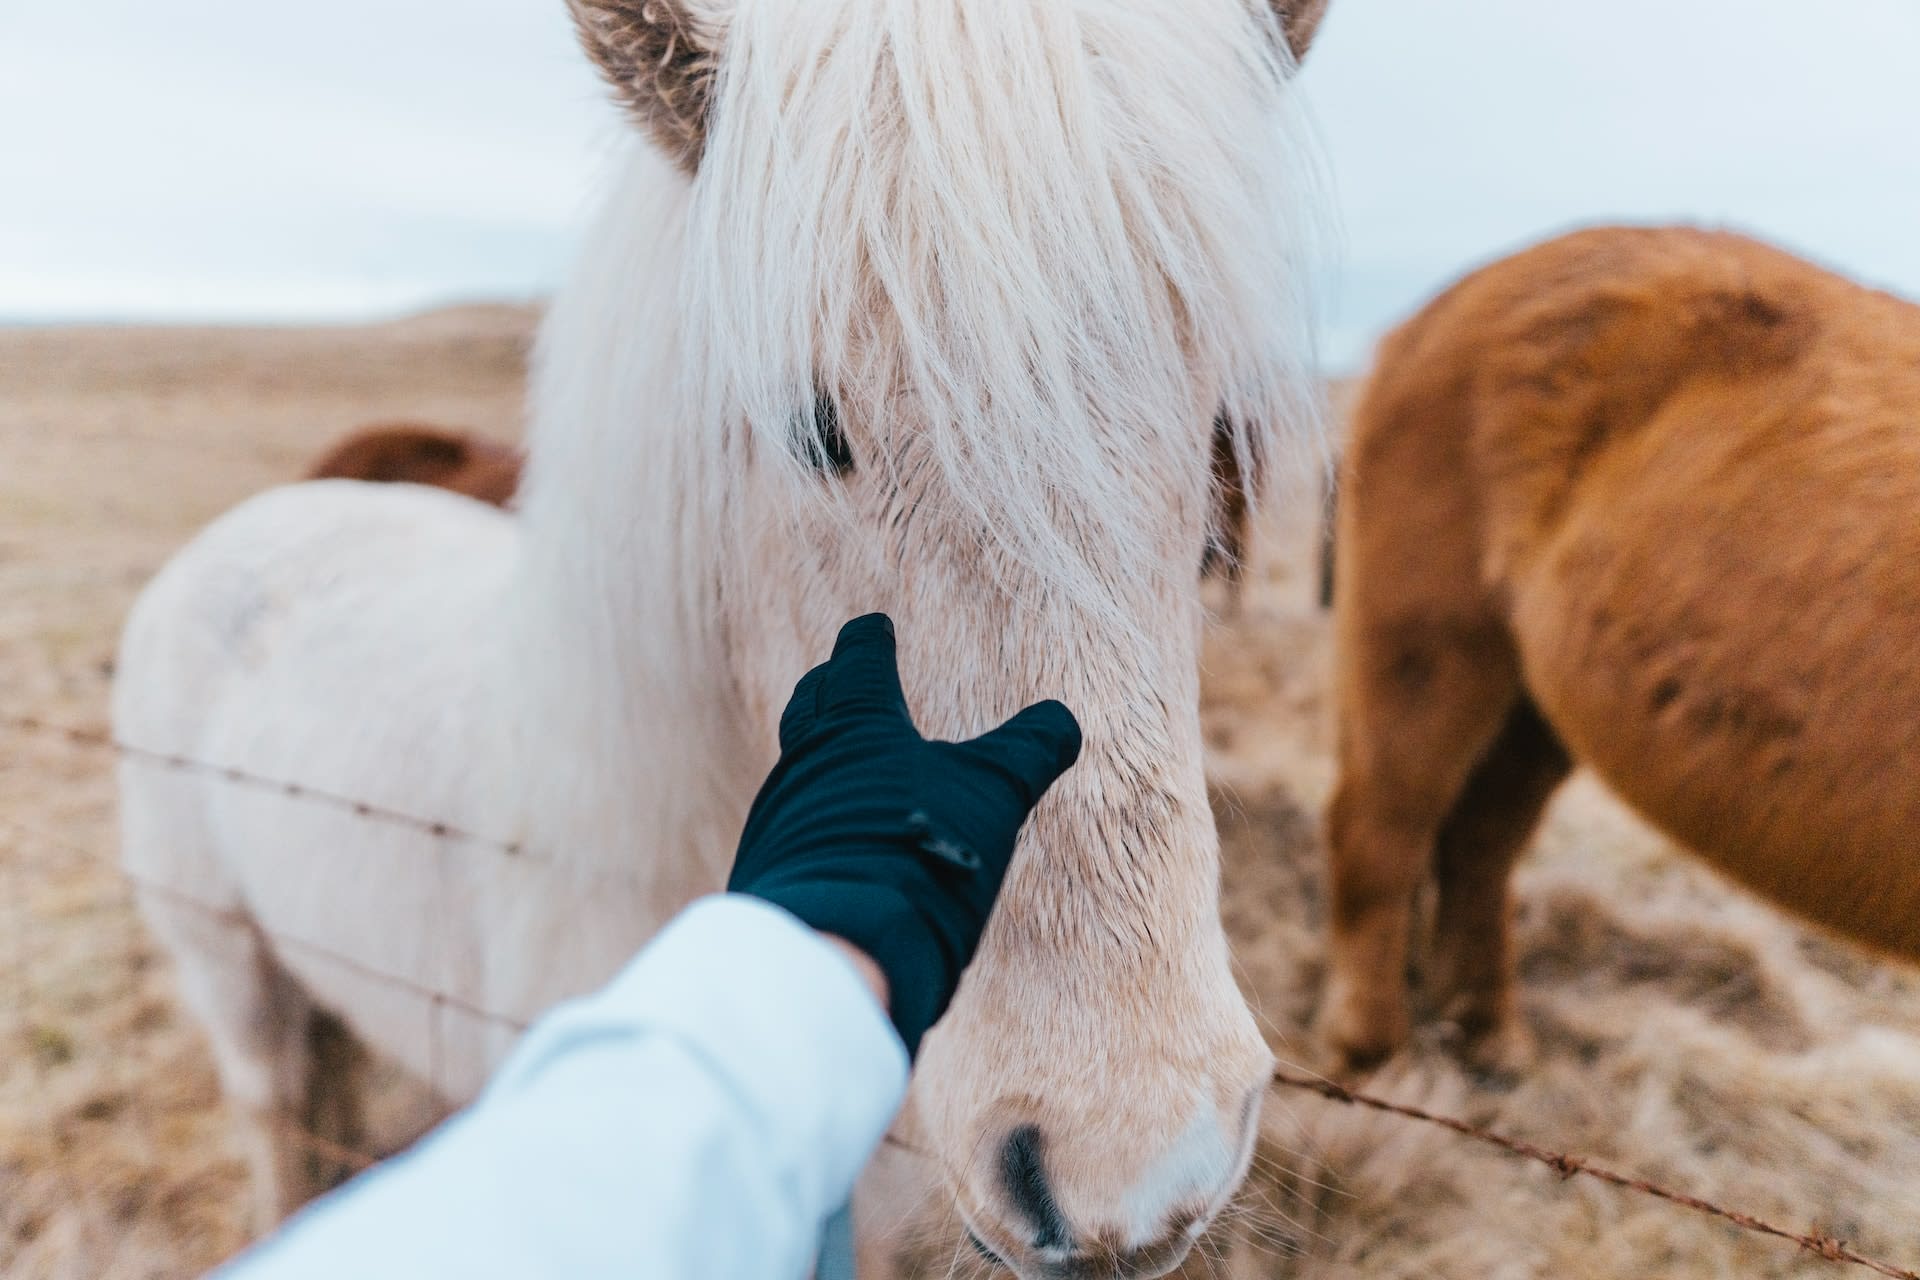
[727,614,1083,1058]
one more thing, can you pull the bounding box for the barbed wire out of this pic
[2,713,530,859]
[0,816,402,1181]
[1268,1065,1920,1280]
[0,810,534,1042]
[0,717,930,1172]
[3,708,1913,1274]
[3,709,698,896]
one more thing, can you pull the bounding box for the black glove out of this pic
[727,614,1083,1058]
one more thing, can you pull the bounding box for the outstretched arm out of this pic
[219,895,907,1279]
[218,613,1080,1279]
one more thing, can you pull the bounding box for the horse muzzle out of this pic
[953,1085,1264,1280]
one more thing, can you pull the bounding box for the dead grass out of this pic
[0,312,531,1277]
[1,315,1916,1278]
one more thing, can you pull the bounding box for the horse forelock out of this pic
[675,0,1327,619]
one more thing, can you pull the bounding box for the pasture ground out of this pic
[1,313,1916,1278]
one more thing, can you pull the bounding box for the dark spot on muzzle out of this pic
[999,1123,1073,1252]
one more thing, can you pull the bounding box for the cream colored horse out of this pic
[114,2,1328,1275]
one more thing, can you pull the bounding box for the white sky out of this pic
[4,1,1917,367]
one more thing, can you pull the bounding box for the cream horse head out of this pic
[552,1,1329,1273]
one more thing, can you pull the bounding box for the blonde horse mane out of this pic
[679,0,1328,617]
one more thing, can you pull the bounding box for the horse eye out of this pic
[790,387,854,476]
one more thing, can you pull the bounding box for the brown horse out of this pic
[1318,225,1920,1070]
[306,423,523,507]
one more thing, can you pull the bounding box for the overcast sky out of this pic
[4,1,1917,367]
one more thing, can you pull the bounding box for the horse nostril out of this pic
[998,1123,1073,1252]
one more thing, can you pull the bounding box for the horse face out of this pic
[728,352,1276,1280]
[754,376,1278,1279]
[573,1,1327,1273]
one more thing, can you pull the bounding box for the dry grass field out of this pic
[2,313,1917,1278]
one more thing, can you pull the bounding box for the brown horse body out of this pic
[1320,225,1920,1068]
[306,424,523,507]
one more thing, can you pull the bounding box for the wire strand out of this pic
[4,707,1911,1274]
[1269,1064,1919,1280]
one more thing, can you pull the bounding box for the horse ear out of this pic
[567,0,722,173]
[1271,0,1330,62]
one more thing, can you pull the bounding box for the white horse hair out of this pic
[114,1,1328,1276]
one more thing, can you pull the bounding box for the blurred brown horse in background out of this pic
[307,423,522,507]
[1319,225,1920,1070]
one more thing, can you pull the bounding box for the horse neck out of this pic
[505,148,756,896]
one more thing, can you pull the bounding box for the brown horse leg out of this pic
[1427,699,1572,1068]
[1318,629,1520,1070]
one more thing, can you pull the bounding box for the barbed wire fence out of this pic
[3,709,1918,1280]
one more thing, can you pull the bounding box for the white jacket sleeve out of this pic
[217,894,911,1280]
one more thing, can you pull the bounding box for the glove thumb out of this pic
[966,699,1083,805]
[776,662,830,751]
